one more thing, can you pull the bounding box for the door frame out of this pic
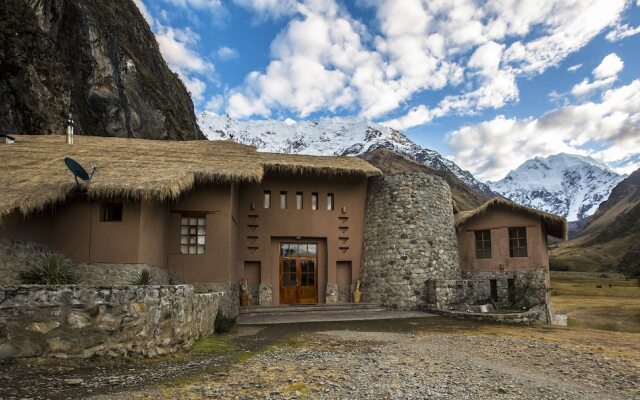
[278,241,318,304]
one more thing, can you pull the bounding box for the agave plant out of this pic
[131,269,154,285]
[19,252,80,285]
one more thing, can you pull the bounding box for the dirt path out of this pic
[2,319,639,399]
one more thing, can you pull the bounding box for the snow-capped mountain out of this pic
[198,112,493,196]
[489,153,626,221]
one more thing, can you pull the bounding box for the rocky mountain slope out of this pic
[550,168,640,275]
[0,0,203,140]
[361,149,489,211]
[489,153,625,221]
[198,113,494,197]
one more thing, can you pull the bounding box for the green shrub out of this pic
[131,269,154,285]
[19,252,80,285]
[214,312,236,333]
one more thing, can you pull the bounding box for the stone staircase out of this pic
[236,303,433,324]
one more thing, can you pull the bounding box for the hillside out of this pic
[198,113,495,198]
[361,148,488,211]
[0,0,203,140]
[550,168,640,276]
[489,153,625,221]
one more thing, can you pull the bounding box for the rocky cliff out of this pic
[0,0,203,140]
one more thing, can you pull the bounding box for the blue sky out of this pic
[134,0,640,181]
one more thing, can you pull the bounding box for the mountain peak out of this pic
[490,153,626,221]
[197,112,494,197]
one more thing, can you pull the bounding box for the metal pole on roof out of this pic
[66,113,74,145]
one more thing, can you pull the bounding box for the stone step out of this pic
[239,303,385,315]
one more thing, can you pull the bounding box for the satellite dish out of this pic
[64,157,97,191]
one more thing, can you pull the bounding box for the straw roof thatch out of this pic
[0,135,380,220]
[454,197,567,239]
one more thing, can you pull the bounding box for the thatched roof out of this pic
[0,135,380,220]
[454,197,567,239]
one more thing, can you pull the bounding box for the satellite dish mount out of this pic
[64,157,97,193]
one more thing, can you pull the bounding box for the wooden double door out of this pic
[279,242,318,304]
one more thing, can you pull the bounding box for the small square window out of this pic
[101,202,123,222]
[181,215,205,255]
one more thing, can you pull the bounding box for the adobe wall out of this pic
[361,173,461,310]
[456,207,549,272]
[0,239,172,286]
[0,285,219,358]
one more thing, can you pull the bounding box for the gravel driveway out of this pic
[3,318,639,399]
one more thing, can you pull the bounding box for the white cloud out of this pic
[232,0,298,19]
[217,46,239,60]
[593,53,624,79]
[167,0,223,11]
[155,26,212,75]
[226,0,630,127]
[567,63,582,72]
[606,22,640,41]
[204,95,225,113]
[447,79,640,181]
[571,53,623,97]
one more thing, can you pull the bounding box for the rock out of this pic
[0,0,203,140]
[64,378,84,385]
[26,321,61,334]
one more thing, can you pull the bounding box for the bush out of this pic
[214,312,236,333]
[19,252,80,285]
[131,269,154,285]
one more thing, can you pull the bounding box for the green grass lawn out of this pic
[551,271,640,333]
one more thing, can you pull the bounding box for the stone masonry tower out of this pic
[360,172,461,310]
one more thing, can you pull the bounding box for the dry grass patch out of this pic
[551,271,640,333]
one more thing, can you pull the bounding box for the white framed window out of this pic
[280,191,287,209]
[296,192,303,210]
[327,193,334,210]
[263,191,271,209]
[180,215,206,255]
[311,192,318,210]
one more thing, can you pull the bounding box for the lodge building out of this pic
[0,135,566,312]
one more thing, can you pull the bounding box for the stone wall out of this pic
[424,270,548,311]
[192,282,239,318]
[361,173,461,310]
[0,239,173,285]
[0,285,219,358]
[427,305,549,324]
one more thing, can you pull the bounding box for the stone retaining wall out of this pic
[361,173,460,310]
[0,285,219,358]
[192,282,239,318]
[426,305,549,325]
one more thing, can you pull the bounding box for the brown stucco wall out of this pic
[456,207,550,273]
[236,172,368,304]
[166,185,234,284]
[1,199,172,269]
